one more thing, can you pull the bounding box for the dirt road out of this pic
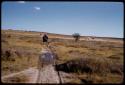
[2,47,61,83]
[2,67,38,83]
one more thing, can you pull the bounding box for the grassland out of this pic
[1,29,124,84]
[1,30,41,76]
[52,38,123,83]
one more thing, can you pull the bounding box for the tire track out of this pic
[36,46,61,83]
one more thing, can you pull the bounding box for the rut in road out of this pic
[36,65,60,83]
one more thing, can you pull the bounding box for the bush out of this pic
[72,33,80,42]
[55,57,123,75]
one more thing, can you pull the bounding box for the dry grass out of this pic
[51,37,123,84]
[56,57,123,74]
[1,29,123,84]
[1,30,40,76]
[55,57,123,84]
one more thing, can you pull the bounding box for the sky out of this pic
[2,1,124,38]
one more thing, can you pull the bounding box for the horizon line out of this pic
[2,28,123,39]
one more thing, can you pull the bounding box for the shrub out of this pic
[55,57,123,75]
[72,33,80,42]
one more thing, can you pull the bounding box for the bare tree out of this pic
[72,33,80,42]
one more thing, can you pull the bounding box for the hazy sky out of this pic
[2,1,123,38]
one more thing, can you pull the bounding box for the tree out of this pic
[72,33,80,42]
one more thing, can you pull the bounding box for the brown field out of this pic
[1,29,124,84]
